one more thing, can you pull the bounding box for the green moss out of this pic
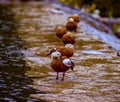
[103,66,120,73]
[77,40,104,50]
[25,65,51,78]
[112,23,120,36]
[59,0,120,17]
[79,58,114,67]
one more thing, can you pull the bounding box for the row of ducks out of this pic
[47,14,80,81]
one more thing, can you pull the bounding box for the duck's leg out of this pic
[56,72,59,80]
[61,72,65,81]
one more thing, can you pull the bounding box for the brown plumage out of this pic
[55,26,67,38]
[50,52,75,81]
[66,18,77,32]
[68,14,80,24]
[47,43,74,58]
[62,32,75,45]
[56,45,74,58]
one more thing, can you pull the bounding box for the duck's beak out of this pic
[71,61,75,70]
[47,48,57,56]
[47,51,51,56]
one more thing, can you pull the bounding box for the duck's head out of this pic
[51,51,62,59]
[47,48,57,56]
[62,58,75,70]
[68,18,74,23]
[65,43,74,50]
[66,31,72,35]
[72,14,80,23]
[56,26,62,31]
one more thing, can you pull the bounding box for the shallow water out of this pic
[0,1,120,102]
[52,3,120,51]
[0,4,45,102]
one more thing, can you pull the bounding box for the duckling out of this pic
[66,18,77,32]
[50,51,75,81]
[62,32,75,45]
[47,43,74,58]
[68,14,80,24]
[55,26,67,38]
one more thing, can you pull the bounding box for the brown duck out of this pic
[66,18,77,32]
[68,14,80,24]
[55,26,67,38]
[50,51,75,81]
[47,43,74,58]
[62,32,75,45]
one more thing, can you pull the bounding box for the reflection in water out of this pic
[0,4,45,102]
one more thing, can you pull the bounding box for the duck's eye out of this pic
[57,53,61,57]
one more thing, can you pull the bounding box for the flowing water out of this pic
[0,3,45,102]
[0,1,120,102]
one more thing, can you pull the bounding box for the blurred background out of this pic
[60,0,120,18]
[1,0,120,17]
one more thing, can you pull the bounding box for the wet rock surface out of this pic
[0,1,120,102]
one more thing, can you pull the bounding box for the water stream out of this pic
[0,1,120,102]
[0,4,45,102]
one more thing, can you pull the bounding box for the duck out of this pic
[55,26,67,38]
[66,18,77,32]
[47,43,74,58]
[68,14,80,24]
[62,31,75,45]
[50,51,75,81]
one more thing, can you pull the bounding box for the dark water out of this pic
[0,4,45,102]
